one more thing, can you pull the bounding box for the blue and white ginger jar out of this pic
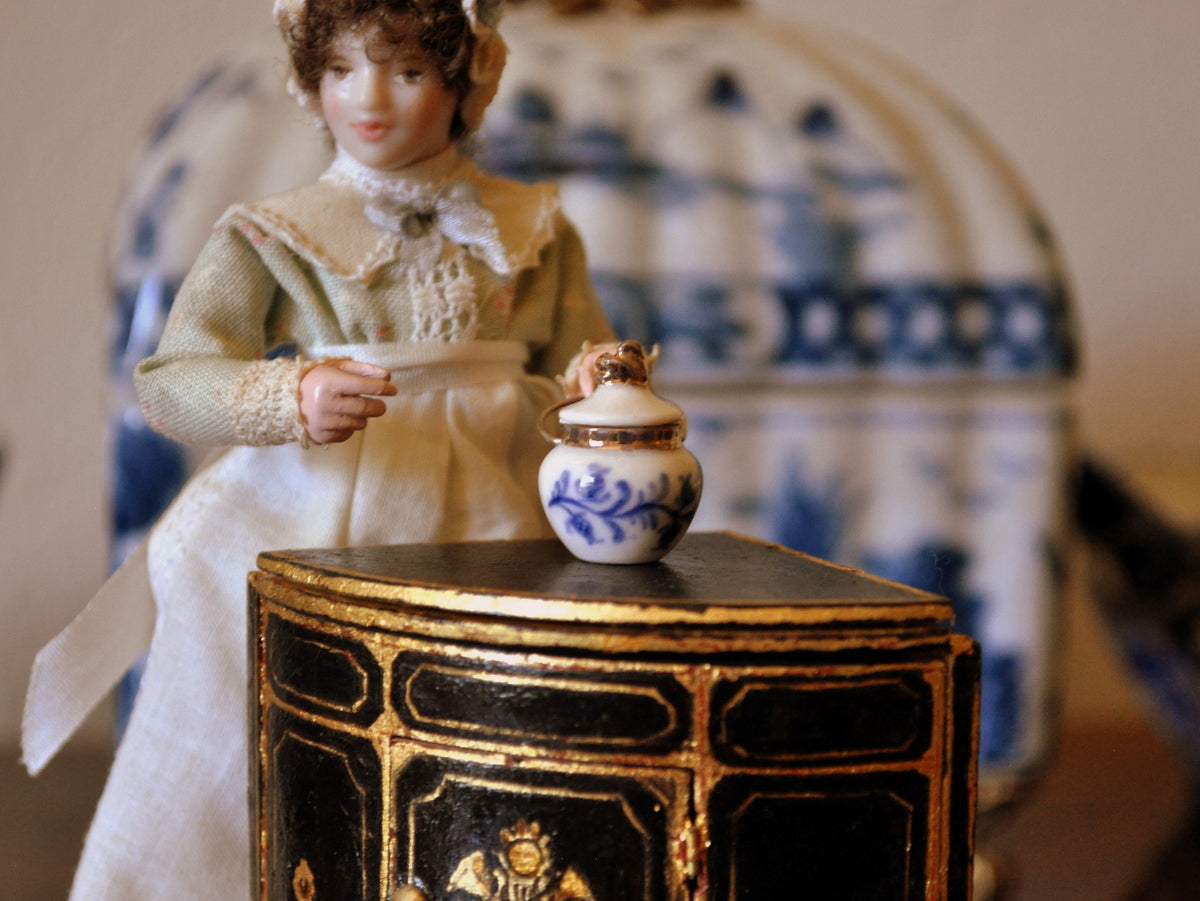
[539,342,702,564]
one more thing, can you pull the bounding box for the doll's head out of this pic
[277,0,506,140]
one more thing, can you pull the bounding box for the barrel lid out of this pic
[559,340,684,427]
[255,532,950,630]
[558,382,684,427]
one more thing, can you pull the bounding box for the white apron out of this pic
[23,340,559,900]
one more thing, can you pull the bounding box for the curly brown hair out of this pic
[287,0,476,138]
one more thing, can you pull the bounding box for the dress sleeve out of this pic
[133,217,312,447]
[517,213,616,383]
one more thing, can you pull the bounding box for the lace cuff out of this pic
[228,358,313,447]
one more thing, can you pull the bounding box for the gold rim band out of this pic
[559,423,682,449]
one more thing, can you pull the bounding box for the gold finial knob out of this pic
[595,341,650,386]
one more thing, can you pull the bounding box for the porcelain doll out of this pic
[21,0,614,896]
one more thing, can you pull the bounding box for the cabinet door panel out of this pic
[393,651,691,754]
[265,710,383,901]
[711,672,933,765]
[708,773,929,900]
[266,613,385,728]
[394,754,681,901]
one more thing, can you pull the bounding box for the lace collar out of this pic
[320,145,467,205]
[230,147,562,284]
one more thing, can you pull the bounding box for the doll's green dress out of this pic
[24,145,613,899]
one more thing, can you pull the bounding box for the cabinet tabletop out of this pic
[256,532,950,629]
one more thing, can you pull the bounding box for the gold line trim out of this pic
[717,677,927,761]
[402,664,678,746]
[251,568,949,628]
[269,634,372,715]
[257,589,954,659]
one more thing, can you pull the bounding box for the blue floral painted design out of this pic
[769,458,847,562]
[864,541,1022,763]
[547,464,700,551]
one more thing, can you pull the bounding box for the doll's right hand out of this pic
[299,359,398,445]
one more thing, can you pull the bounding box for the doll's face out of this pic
[320,27,458,172]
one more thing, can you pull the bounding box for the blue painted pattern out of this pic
[768,458,846,563]
[591,275,1073,374]
[481,80,1075,380]
[864,542,1021,763]
[546,463,700,552]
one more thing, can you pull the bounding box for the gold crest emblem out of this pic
[448,820,596,901]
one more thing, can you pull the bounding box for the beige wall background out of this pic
[2,0,1197,748]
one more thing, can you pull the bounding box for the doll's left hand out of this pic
[561,342,620,397]
[562,341,659,397]
[576,344,618,396]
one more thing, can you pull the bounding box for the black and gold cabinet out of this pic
[250,533,979,901]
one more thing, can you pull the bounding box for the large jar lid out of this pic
[559,341,684,427]
[558,382,683,427]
